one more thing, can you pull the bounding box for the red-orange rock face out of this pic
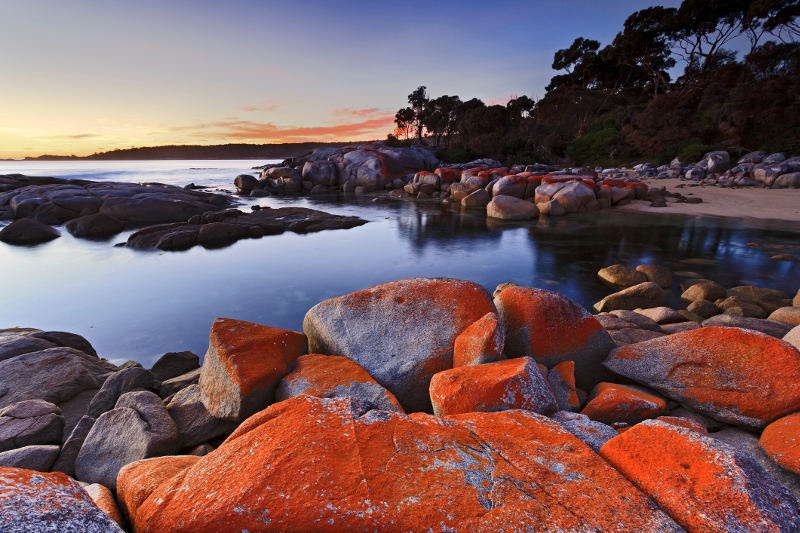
[493,284,615,390]
[604,326,800,429]
[303,278,496,413]
[581,382,667,425]
[600,420,800,532]
[275,353,404,412]
[82,483,124,528]
[546,360,582,411]
[199,318,307,421]
[453,312,504,367]
[434,167,461,183]
[132,395,681,532]
[116,455,200,530]
[759,412,800,474]
[429,357,557,416]
[0,467,124,532]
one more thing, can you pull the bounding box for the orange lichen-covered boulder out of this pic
[131,395,682,532]
[275,353,404,412]
[600,420,800,532]
[759,412,800,474]
[581,382,667,425]
[0,467,124,532]
[303,278,495,413]
[452,312,504,367]
[604,326,800,429]
[81,483,124,529]
[116,455,200,530]
[544,360,582,411]
[493,284,615,390]
[429,357,557,417]
[198,318,307,421]
[434,167,461,183]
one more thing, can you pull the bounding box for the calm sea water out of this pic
[1,160,799,366]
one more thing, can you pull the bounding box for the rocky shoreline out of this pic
[2,143,799,250]
[1,270,800,531]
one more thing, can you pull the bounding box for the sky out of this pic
[0,0,682,159]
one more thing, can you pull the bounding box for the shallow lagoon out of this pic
[1,160,798,366]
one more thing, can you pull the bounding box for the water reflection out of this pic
[0,197,797,367]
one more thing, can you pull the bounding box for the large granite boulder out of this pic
[0,467,124,532]
[0,347,115,410]
[303,278,496,413]
[0,400,64,452]
[0,445,60,471]
[86,366,158,418]
[759,412,800,475]
[123,395,681,532]
[601,420,800,532]
[486,195,539,220]
[604,326,800,429]
[74,390,179,489]
[166,385,237,449]
[494,284,615,390]
[199,318,307,421]
[429,357,557,417]
[452,312,504,367]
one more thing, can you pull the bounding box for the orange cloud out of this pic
[172,115,396,142]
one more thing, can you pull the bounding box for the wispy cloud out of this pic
[331,107,385,118]
[242,103,281,113]
[60,133,100,139]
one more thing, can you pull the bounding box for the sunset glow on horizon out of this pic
[0,0,680,159]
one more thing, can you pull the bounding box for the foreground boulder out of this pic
[303,278,495,413]
[593,281,664,312]
[494,284,615,390]
[0,400,64,452]
[429,357,557,417]
[580,382,667,425]
[601,420,800,532]
[0,467,124,532]
[126,395,681,532]
[199,318,307,421]
[452,312,504,367]
[604,326,800,429]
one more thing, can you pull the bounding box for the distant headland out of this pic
[12,142,356,161]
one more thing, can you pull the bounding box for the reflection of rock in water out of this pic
[394,205,499,252]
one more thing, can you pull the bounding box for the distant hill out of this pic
[25,142,356,161]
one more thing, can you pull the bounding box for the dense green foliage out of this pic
[392,0,800,166]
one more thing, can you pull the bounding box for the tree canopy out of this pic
[390,0,799,166]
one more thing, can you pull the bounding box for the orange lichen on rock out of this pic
[303,278,496,413]
[604,326,800,429]
[759,412,800,474]
[493,284,614,390]
[0,467,124,531]
[452,312,504,367]
[581,382,667,425]
[275,353,404,412]
[656,415,709,435]
[199,317,307,420]
[600,420,800,532]
[131,395,681,532]
[116,455,200,529]
[544,360,582,411]
[434,167,461,183]
[429,357,557,416]
[82,483,125,528]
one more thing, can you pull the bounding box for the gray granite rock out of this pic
[0,400,64,452]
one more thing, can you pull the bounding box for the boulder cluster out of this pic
[1,277,800,531]
[630,150,800,189]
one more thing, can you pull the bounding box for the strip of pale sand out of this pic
[613,178,800,225]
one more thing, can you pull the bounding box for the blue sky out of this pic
[0,1,681,158]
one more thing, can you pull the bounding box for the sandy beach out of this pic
[614,178,800,225]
